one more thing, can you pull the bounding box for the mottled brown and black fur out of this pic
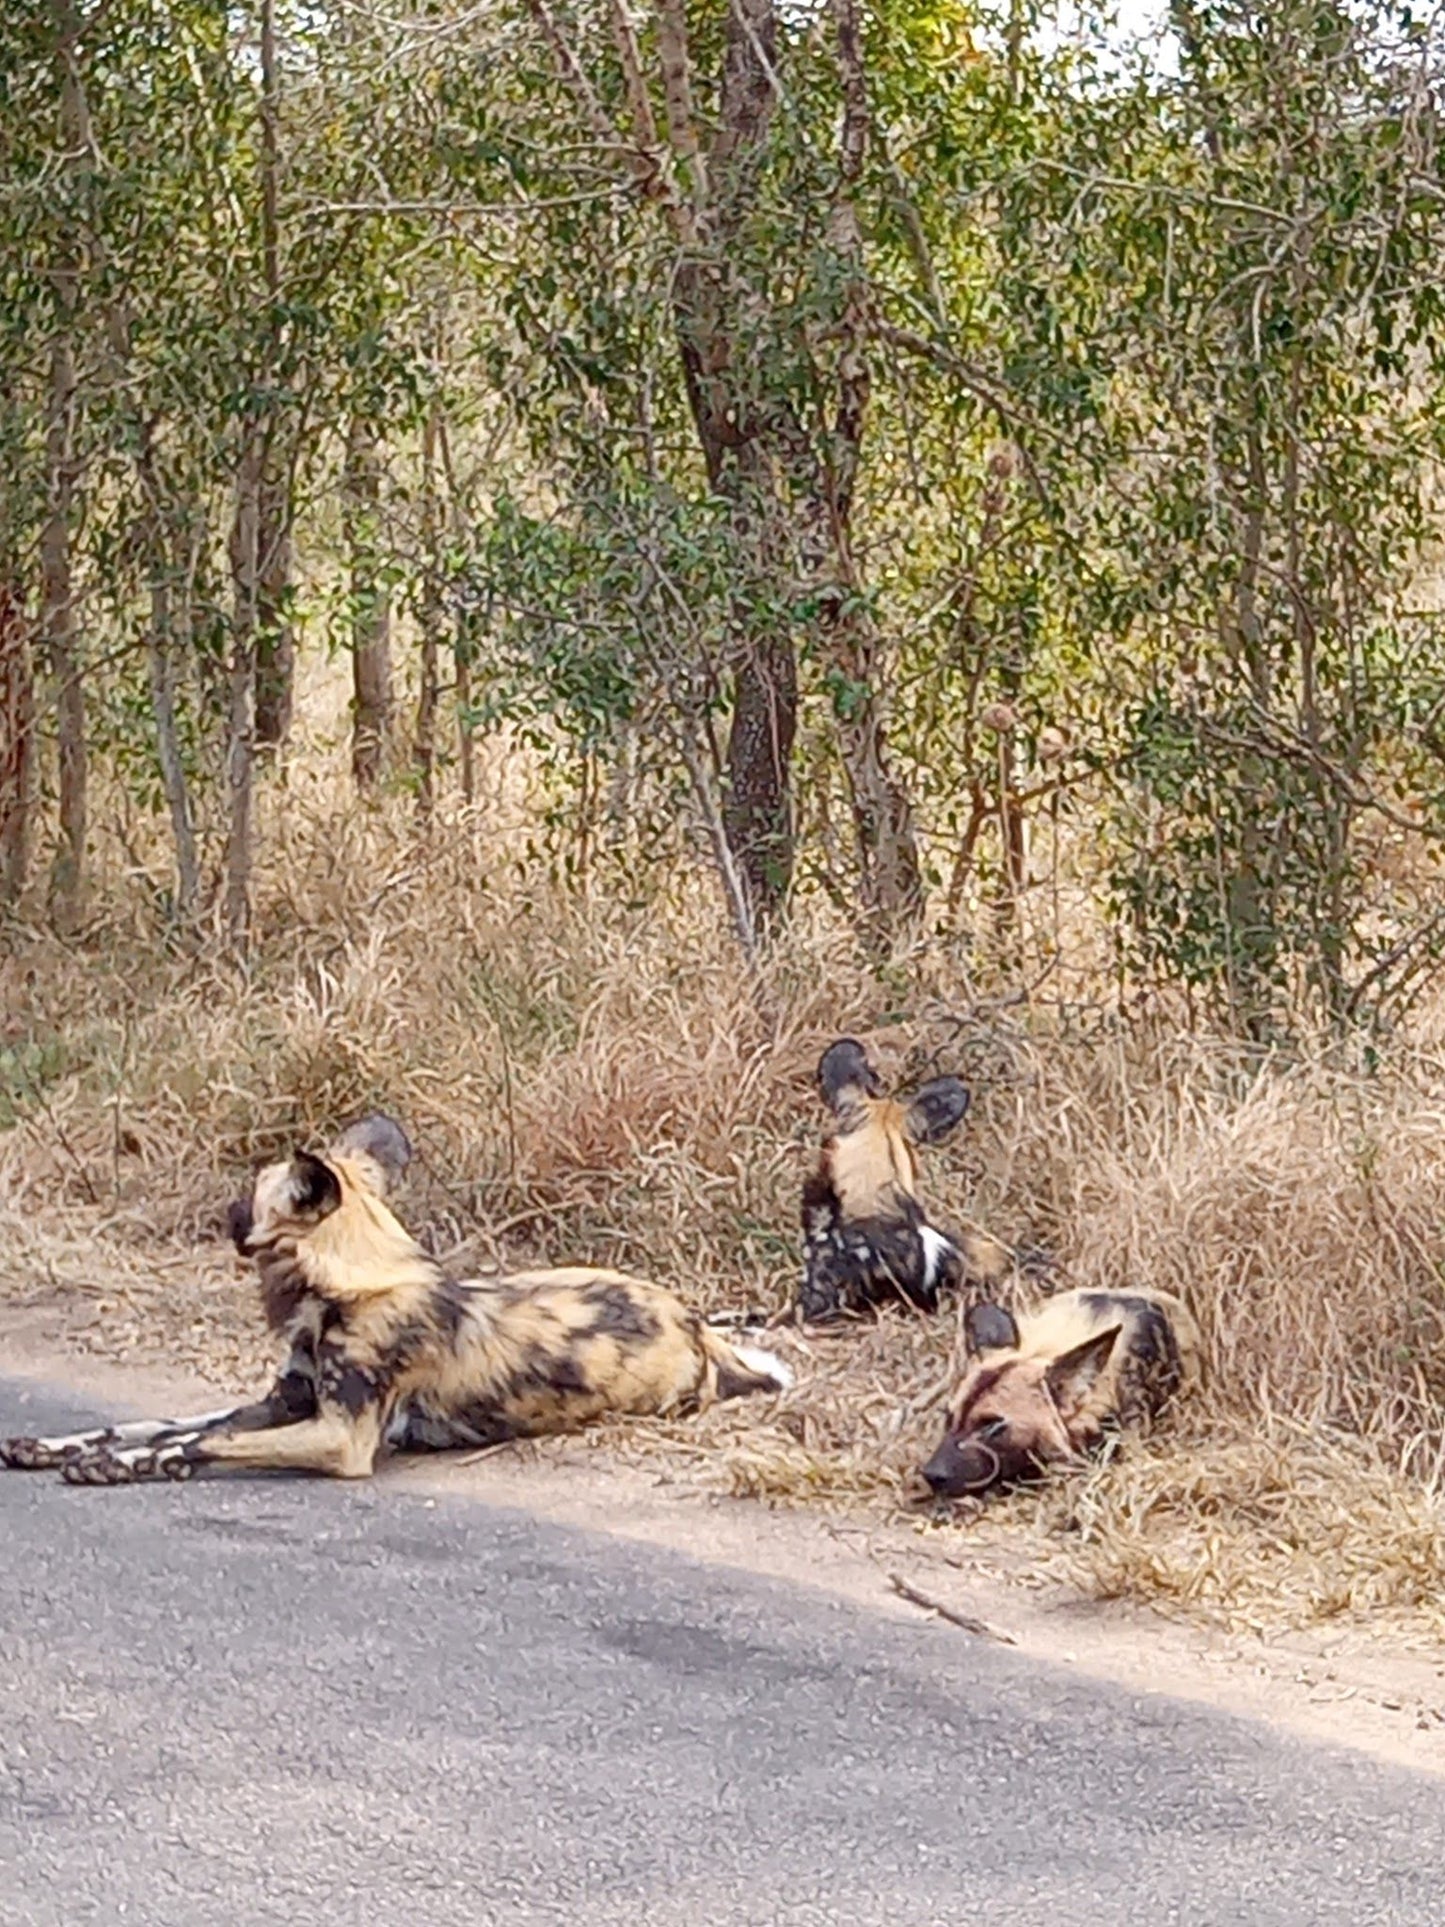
[920,1287,1200,1498]
[1,1114,792,1485]
[797,1038,992,1323]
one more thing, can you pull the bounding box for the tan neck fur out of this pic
[830,1098,918,1219]
[299,1161,443,1302]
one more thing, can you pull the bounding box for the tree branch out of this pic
[870,321,1052,501]
[525,0,658,197]
[713,0,780,172]
[653,0,707,198]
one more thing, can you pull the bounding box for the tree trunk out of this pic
[43,9,89,935]
[224,437,262,957]
[721,623,797,925]
[253,456,294,750]
[345,415,392,794]
[672,276,804,930]
[1222,414,1276,1034]
[0,585,34,907]
[251,0,292,752]
[674,286,802,927]
[145,556,201,924]
[415,607,440,823]
[992,720,1026,940]
[414,404,441,822]
[531,0,802,933]
[819,0,922,928]
[42,327,85,934]
[829,627,924,927]
[680,0,801,930]
[455,646,476,805]
[676,718,757,963]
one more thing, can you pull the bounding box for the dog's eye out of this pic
[979,1418,1009,1441]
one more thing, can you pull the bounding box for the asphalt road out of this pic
[0,1375,1441,1927]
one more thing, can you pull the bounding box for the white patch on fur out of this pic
[115,1438,181,1470]
[732,1344,795,1391]
[919,1225,954,1290]
[32,1428,109,1455]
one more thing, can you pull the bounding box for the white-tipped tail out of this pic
[919,1225,955,1290]
[731,1343,795,1392]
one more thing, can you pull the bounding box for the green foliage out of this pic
[0,1033,67,1131]
[983,0,1445,1023]
[2,0,1444,1025]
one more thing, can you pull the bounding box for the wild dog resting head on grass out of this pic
[919,1287,1200,1500]
[1,1112,793,1486]
[797,1038,1001,1324]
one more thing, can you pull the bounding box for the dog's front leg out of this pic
[2,1347,317,1472]
[62,1400,386,1485]
[2,1406,246,1472]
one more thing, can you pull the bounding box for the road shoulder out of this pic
[4,1302,1443,1780]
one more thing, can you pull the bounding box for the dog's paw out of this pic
[63,1450,138,1486]
[4,1427,119,1470]
[63,1440,197,1486]
[1,1436,66,1471]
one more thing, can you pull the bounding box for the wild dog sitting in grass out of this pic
[797,1038,1003,1323]
[919,1287,1199,1499]
[0,1114,793,1485]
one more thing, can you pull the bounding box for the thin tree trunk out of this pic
[224,437,262,956]
[1223,413,1274,1033]
[821,0,922,928]
[251,0,292,752]
[677,718,757,963]
[414,404,441,822]
[145,554,200,923]
[42,330,85,933]
[128,421,202,926]
[0,585,34,907]
[415,608,439,823]
[455,647,475,804]
[253,457,294,750]
[345,415,392,793]
[43,7,89,934]
[980,702,1027,946]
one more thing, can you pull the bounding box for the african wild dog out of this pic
[0,1114,793,1485]
[919,1287,1199,1499]
[797,1038,999,1323]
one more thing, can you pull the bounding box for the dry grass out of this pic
[6,712,1445,1641]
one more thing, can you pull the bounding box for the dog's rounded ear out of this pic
[903,1076,970,1144]
[818,1038,883,1111]
[289,1150,343,1221]
[964,1302,1020,1356]
[1045,1325,1121,1419]
[328,1113,413,1193]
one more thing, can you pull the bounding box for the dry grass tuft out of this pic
[1045,1429,1445,1634]
[7,715,1445,1639]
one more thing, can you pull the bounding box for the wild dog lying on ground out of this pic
[919,1287,1200,1498]
[797,1038,1002,1323]
[0,1114,793,1484]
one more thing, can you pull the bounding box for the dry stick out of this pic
[887,1571,1017,1646]
[454,1440,522,1468]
